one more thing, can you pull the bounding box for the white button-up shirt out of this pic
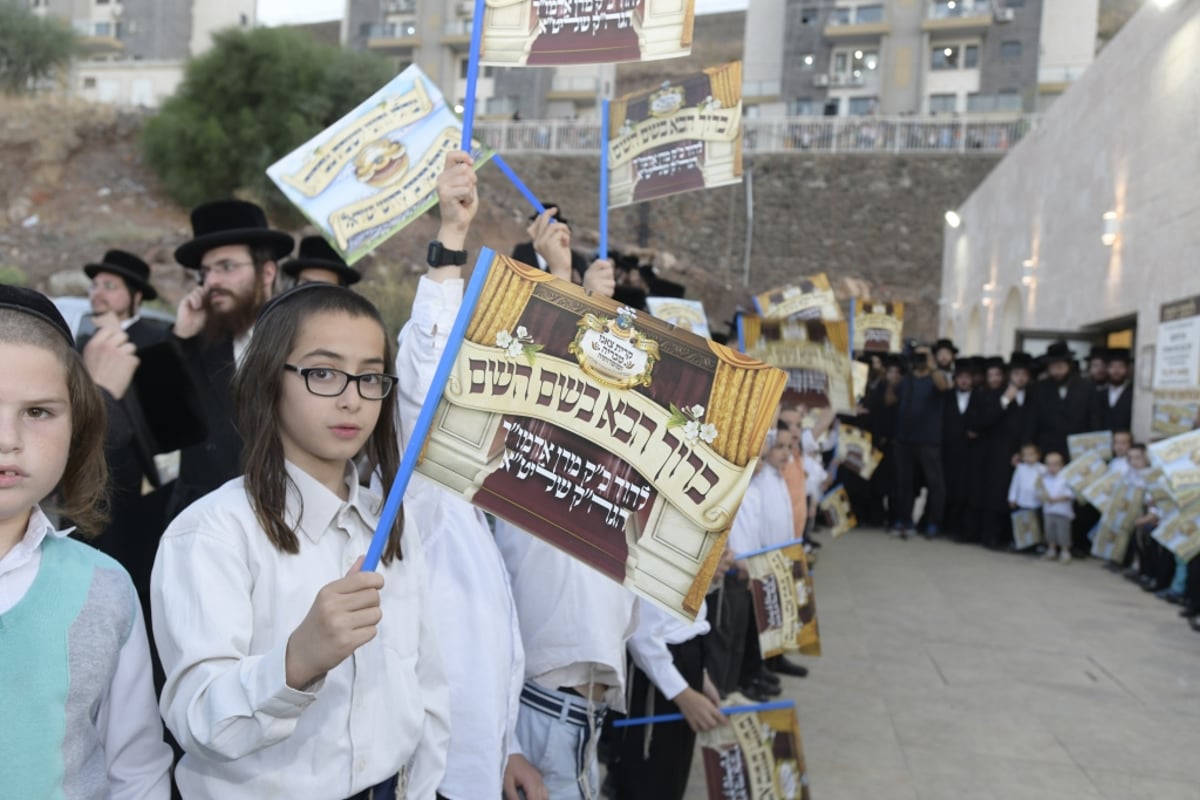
[495,520,638,712]
[151,463,449,800]
[0,507,172,800]
[395,275,525,799]
[1039,472,1075,519]
[754,466,796,549]
[729,469,763,556]
[627,598,710,701]
[1008,462,1046,509]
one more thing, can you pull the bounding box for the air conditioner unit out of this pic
[994,8,1014,22]
[813,74,830,87]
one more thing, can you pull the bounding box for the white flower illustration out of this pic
[684,420,701,441]
[506,341,524,358]
[496,330,513,349]
[516,325,529,339]
[690,404,705,418]
[699,423,718,444]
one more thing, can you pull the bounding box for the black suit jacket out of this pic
[511,242,590,282]
[1031,377,1094,458]
[167,335,243,521]
[1098,383,1133,432]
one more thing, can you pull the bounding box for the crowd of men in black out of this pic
[829,339,1200,633]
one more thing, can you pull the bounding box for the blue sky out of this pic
[257,0,749,25]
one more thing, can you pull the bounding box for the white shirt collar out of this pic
[284,460,379,545]
[0,505,71,581]
[120,313,142,331]
[535,252,549,272]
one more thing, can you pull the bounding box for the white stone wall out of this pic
[940,0,1200,440]
[189,0,255,56]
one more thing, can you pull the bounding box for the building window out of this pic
[932,46,959,70]
[830,7,851,24]
[459,60,494,78]
[824,98,840,116]
[997,89,1021,111]
[848,97,877,116]
[929,93,957,113]
[791,98,818,116]
[94,21,111,36]
[856,5,885,23]
[856,49,879,71]
[800,6,819,24]
[1001,40,1022,59]
[83,77,97,89]
[240,13,249,26]
[834,52,848,74]
[964,44,979,68]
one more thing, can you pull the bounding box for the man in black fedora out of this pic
[973,352,1036,549]
[282,236,363,287]
[1099,347,1134,432]
[167,199,293,520]
[77,251,175,599]
[1030,341,1094,459]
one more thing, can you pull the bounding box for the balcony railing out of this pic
[366,22,417,39]
[472,115,1041,155]
[929,0,989,18]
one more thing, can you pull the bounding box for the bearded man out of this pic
[166,200,293,520]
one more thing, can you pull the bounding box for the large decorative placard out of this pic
[1068,431,1114,463]
[698,698,811,800]
[1011,508,1043,549]
[1060,450,1108,494]
[745,544,820,659]
[740,314,855,413]
[266,65,492,264]
[819,485,856,537]
[1152,502,1200,563]
[415,253,785,620]
[852,299,903,354]
[479,0,696,66]
[1148,429,1200,501]
[1153,295,1200,437]
[836,424,882,479]
[754,274,842,323]
[646,297,712,339]
[607,62,742,207]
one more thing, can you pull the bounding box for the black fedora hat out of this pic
[282,236,362,287]
[1043,340,1075,363]
[1008,351,1034,371]
[934,338,959,355]
[0,285,74,346]
[984,356,1006,371]
[174,200,294,270]
[83,250,158,301]
[1105,347,1132,364]
[529,203,569,227]
[1086,345,1109,362]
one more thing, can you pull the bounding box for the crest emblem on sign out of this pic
[569,306,661,389]
[649,82,686,117]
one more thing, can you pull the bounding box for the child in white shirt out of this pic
[1039,451,1075,562]
[0,287,171,799]
[1008,443,1046,512]
[152,284,449,799]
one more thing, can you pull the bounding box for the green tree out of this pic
[0,2,78,94]
[143,26,396,219]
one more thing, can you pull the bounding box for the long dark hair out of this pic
[0,311,109,537]
[232,285,403,564]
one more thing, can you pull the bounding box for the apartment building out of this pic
[745,0,1098,117]
[343,0,614,120]
[28,0,255,106]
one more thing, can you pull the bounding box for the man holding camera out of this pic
[886,343,951,539]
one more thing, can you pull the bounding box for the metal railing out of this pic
[929,0,990,18]
[471,115,1041,155]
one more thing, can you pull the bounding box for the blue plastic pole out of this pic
[362,246,497,571]
[459,0,487,151]
[598,98,610,258]
[612,699,795,729]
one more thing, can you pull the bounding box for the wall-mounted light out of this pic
[945,210,962,228]
[981,282,997,306]
[1101,211,1119,246]
[1021,258,1036,287]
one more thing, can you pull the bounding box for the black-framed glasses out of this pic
[284,364,397,400]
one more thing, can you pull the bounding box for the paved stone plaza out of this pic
[684,530,1200,800]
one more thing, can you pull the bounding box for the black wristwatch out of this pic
[426,240,467,267]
